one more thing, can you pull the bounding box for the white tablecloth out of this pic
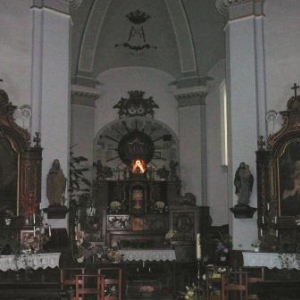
[0,252,61,271]
[242,251,300,270]
[119,249,176,262]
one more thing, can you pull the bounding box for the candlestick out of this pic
[196,233,201,260]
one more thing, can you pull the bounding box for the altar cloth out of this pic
[0,252,61,271]
[119,249,176,262]
[242,251,300,270]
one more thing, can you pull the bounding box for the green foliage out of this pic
[69,148,91,201]
[93,159,113,180]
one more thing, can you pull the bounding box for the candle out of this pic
[276,229,278,237]
[33,226,36,237]
[262,216,265,224]
[33,213,36,225]
[267,203,270,211]
[260,229,263,237]
[274,216,277,224]
[196,233,201,260]
[49,225,51,237]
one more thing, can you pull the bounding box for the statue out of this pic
[234,162,254,205]
[46,159,66,206]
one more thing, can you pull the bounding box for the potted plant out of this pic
[251,239,261,252]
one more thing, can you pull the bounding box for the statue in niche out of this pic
[234,162,254,206]
[47,159,66,206]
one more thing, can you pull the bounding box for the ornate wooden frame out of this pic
[257,89,300,251]
[0,88,42,220]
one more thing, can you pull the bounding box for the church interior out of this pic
[1,0,300,299]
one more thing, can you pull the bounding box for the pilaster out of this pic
[174,85,208,206]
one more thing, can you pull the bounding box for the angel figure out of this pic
[234,162,254,205]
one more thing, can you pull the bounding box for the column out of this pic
[31,0,72,227]
[216,0,266,249]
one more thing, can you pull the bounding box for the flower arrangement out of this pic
[110,201,121,213]
[165,229,178,241]
[214,232,232,255]
[180,285,204,300]
[251,239,261,251]
[107,248,122,262]
[155,201,165,213]
[140,285,154,293]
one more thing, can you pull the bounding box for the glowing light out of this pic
[131,159,146,174]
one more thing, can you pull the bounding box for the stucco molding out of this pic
[71,84,101,107]
[215,0,265,19]
[173,86,208,107]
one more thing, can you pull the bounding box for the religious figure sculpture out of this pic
[234,162,254,205]
[46,159,66,206]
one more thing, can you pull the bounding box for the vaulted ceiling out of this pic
[70,0,225,87]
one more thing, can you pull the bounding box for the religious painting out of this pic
[278,140,300,216]
[170,209,197,241]
[0,137,18,217]
[131,217,144,231]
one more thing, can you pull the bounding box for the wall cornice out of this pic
[32,0,83,14]
[71,84,101,107]
[173,86,208,107]
[215,0,265,20]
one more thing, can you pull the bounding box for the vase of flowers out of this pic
[165,229,178,242]
[109,201,121,213]
[251,239,261,252]
[140,285,154,298]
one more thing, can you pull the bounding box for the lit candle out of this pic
[33,213,36,225]
[196,233,201,260]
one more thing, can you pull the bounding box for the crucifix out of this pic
[291,83,299,98]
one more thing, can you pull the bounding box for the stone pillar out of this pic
[174,85,208,206]
[215,0,266,249]
[31,0,72,227]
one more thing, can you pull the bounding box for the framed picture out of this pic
[278,140,300,216]
[20,230,40,250]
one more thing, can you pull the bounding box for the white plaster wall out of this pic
[0,0,32,106]
[206,59,229,226]
[95,67,178,137]
[264,0,300,113]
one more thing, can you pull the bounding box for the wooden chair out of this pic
[98,267,122,300]
[60,267,85,299]
[221,270,248,300]
[244,267,265,300]
[75,274,105,300]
